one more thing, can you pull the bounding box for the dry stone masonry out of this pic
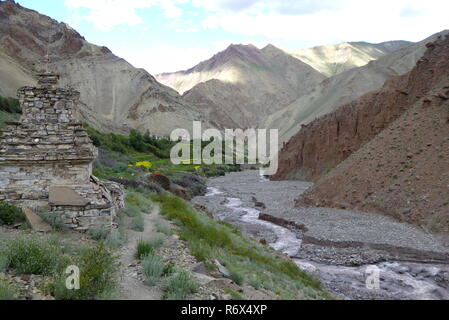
[0,73,124,231]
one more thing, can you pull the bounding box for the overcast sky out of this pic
[19,0,449,74]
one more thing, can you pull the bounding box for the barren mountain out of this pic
[263,32,446,144]
[288,41,411,77]
[0,48,35,97]
[157,44,326,128]
[0,0,209,136]
[274,34,449,233]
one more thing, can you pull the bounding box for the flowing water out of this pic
[194,171,449,300]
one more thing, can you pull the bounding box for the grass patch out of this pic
[153,193,330,300]
[148,235,165,249]
[135,240,154,260]
[0,252,9,272]
[228,268,244,286]
[162,261,176,277]
[125,190,153,214]
[104,229,127,249]
[0,96,20,114]
[0,237,118,300]
[156,221,172,235]
[89,223,127,249]
[52,244,118,300]
[38,212,68,231]
[163,271,199,300]
[89,225,111,241]
[4,236,68,275]
[129,214,144,232]
[142,253,165,286]
[0,279,17,300]
[224,288,245,300]
[124,204,141,218]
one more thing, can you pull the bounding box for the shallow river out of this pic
[193,171,449,300]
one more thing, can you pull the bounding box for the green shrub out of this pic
[156,221,172,235]
[130,214,144,232]
[5,237,68,275]
[135,240,154,260]
[89,225,111,241]
[148,235,165,249]
[104,229,127,249]
[0,96,21,114]
[0,201,24,225]
[162,261,176,277]
[142,253,165,286]
[125,190,153,214]
[53,244,117,300]
[0,249,9,272]
[83,123,173,159]
[153,194,232,248]
[38,212,68,231]
[229,269,244,286]
[163,271,199,300]
[125,203,141,218]
[0,279,17,300]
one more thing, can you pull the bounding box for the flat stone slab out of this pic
[22,207,52,232]
[49,186,90,206]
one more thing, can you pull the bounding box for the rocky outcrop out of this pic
[0,1,210,136]
[273,32,449,182]
[288,35,449,234]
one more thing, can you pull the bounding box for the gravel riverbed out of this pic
[192,170,449,300]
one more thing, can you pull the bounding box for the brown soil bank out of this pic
[274,34,449,234]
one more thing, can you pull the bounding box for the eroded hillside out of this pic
[273,34,449,233]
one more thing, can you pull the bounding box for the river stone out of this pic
[214,259,231,278]
[49,186,90,206]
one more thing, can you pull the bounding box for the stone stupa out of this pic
[0,73,124,231]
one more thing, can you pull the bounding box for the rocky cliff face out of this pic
[157,44,326,128]
[273,34,449,182]
[276,35,449,233]
[0,0,209,136]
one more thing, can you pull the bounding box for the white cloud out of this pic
[65,0,183,31]
[192,0,345,14]
[64,0,449,74]
[194,0,449,44]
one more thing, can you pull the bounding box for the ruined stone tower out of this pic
[0,74,124,231]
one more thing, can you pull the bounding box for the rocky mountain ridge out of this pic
[157,43,327,128]
[0,0,210,136]
[157,40,416,130]
[288,40,411,77]
[263,32,447,144]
